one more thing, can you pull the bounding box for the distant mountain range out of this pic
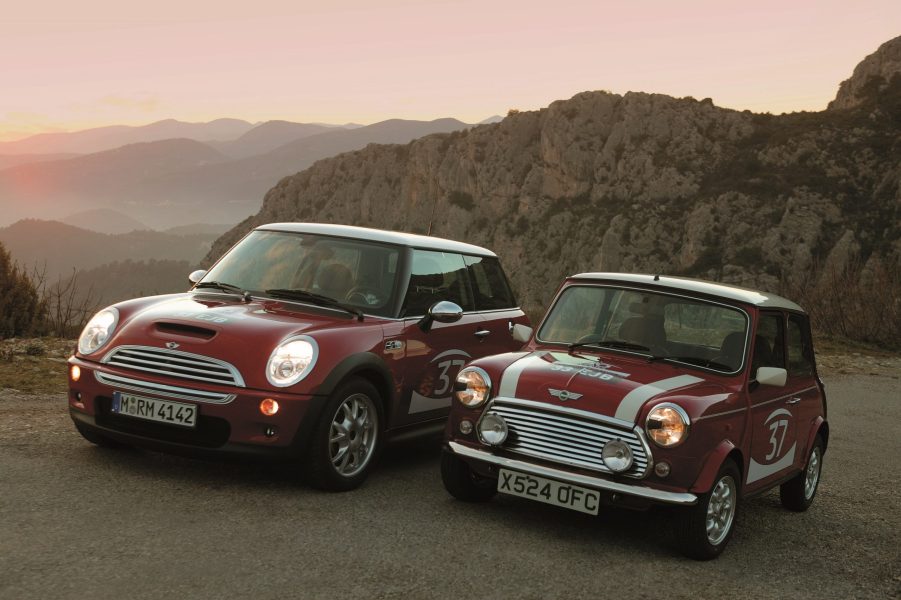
[0,118,472,228]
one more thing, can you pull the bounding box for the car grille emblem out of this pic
[549,388,582,402]
[165,342,180,350]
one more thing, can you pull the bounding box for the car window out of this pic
[753,312,785,373]
[201,230,401,317]
[463,256,516,310]
[787,314,814,377]
[402,250,473,316]
[538,285,748,372]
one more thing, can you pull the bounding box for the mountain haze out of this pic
[0,118,473,228]
[207,37,901,322]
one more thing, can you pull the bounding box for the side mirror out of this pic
[512,323,533,343]
[188,269,207,285]
[419,301,463,331]
[756,367,787,387]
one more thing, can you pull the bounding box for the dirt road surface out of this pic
[1,375,898,599]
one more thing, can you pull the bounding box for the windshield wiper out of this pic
[193,281,252,301]
[664,356,734,371]
[265,288,363,321]
[568,338,651,353]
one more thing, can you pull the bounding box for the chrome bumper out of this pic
[448,441,698,506]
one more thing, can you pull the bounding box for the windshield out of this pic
[199,230,402,317]
[538,285,749,373]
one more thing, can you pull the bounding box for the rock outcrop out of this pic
[207,39,901,317]
[829,36,901,110]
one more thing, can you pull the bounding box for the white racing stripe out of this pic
[614,375,704,422]
[498,352,544,397]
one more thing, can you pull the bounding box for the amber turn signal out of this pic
[260,398,279,416]
[70,365,81,382]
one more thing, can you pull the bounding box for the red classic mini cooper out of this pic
[443,273,827,559]
[68,223,528,490]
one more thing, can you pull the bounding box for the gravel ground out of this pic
[0,375,899,600]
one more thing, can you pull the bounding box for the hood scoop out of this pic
[154,322,217,340]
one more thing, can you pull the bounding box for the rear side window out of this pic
[402,250,473,316]
[464,256,516,310]
[753,312,785,373]
[787,314,814,377]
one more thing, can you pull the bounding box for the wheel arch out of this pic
[691,440,744,495]
[311,352,395,424]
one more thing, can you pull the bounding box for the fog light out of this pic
[260,398,279,416]
[478,413,508,446]
[602,439,634,473]
[459,419,473,435]
[264,426,277,438]
[655,461,671,478]
[70,365,81,382]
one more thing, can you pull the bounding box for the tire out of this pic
[675,459,740,560]
[73,421,129,449]
[440,449,497,502]
[306,378,382,492]
[780,435,824,512]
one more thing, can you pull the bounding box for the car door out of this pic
[746,310,802,493]
[785,312,823,468]
[393,249,483,427]
[463,254,530,356]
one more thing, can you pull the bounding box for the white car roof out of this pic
[257,222,496,257]
[570,272,805,312]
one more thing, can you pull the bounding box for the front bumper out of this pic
[68,356,326,458]
[447,441,698,506]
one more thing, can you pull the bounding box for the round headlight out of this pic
[266,336,318,387]
[478,413,508,446]
[78,308,119,355]
[454,367,491,408]
[645,403,690,447]
[602,439,634,473]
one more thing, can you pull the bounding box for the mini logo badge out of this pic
[549,388,582,402]
[165,342,180,350]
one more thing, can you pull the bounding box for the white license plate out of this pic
[111,392,197,428]
[498,468,600,515]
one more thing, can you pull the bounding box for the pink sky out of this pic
[1,0,899,141]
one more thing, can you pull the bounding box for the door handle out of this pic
[786,397,801,405]
[474,329,491,338]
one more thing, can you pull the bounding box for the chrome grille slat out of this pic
[102,345,245,388]
[106,356,234,380]
[490,399,651,479]
[94,372,236,404]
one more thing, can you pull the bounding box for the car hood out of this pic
[494,349,723,424]
[85,293,377,387]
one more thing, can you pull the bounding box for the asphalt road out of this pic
[1,375,898,600]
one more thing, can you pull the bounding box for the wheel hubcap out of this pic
[804,447,821,500]
[329,393,377,477]
[705,475,736,546]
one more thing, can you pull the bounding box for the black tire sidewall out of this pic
[678,459,741,560]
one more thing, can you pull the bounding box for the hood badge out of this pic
[549,388,582,402]
[165,342,180,350]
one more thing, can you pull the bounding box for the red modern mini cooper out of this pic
[68,223,529,490]
[442,273,827,559]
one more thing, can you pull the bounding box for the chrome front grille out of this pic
[487,398,651,479]
[94,372,236,404]
[101,345,245,388]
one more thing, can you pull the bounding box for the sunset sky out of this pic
[2,0,899,141]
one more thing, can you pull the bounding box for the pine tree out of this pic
[0,242,46,338]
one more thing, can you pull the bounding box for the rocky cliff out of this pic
[207,38,901,319]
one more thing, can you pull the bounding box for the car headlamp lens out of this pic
[478,413,508,446]
[266,336,318,387]
[602,439,634,473]
[646,403,690,447]
[454,367,491,407]
[78,308,119,355]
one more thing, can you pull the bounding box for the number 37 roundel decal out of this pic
[409,349,472,414]
[747,408,797,484]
